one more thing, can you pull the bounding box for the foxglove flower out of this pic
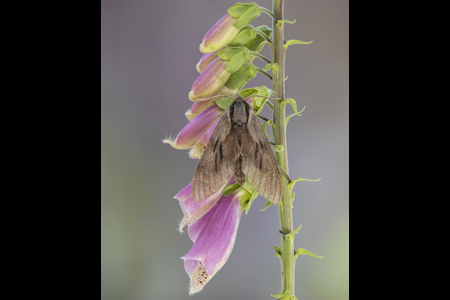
[163,104,223,150]
[185,85,236,121]
[196,50,221,73]
[177,177,251,294]
[189,58,231,101]
[200,3,263,53]
[196,25,272,73]
[200,14,240,53]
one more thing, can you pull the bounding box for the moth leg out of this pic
[278,166,292,183]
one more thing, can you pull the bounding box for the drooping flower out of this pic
[196,50,221,73]
[196,24,272,73]
[200,4,264,53]
[200,14,240,53]
[189,58,231,101]
[163,104,223,150]
[185,85,236,121]
[177,176,251,294]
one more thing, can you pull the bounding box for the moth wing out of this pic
[241,114,282,205]
[192,112,238,203]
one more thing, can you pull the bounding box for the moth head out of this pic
[229,97,251,126]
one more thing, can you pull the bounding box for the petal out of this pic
[189,116,220,159]
[181,190,242,294]
[174,181,192,202]
[164,105,223,149]
[177,178,227,233]
[185,99,215,121]
[200,14,240,53]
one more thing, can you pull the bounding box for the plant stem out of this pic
[272,0,295,298]
[250,51,272,64]
[255,67,273,81]
[259,5,279,20]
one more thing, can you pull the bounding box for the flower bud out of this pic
[227,2,261,30]
[186,86,237,121]
[189,58,231,101]
[200,14,240,53]
[196,50,221,73]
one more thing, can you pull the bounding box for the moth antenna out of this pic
[256,114,270,122]
[244,95,283,101]
[195,95,235,101]
[269,89,283,98]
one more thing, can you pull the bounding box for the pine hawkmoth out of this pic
[192,96,282,205]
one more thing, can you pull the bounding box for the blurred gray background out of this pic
[101,0,348,299]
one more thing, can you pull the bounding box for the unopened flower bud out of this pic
[200,14,240,53]
[196,50,221,73]
[189,58,231,101]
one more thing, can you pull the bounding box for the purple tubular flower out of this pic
[186,85,237,121]
[196,50,220,73]
[200,14,240,53]
[179,177,248,294]
[189,58,231,101]
[175,178,228,231]
[163,105,223,149]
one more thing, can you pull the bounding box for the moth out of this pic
[192,96,282,205]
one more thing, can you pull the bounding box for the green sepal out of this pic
[228,25,272,54]
[274,246,282,258]
[224,63,257,90]
[222,182,242,196]
[288,177,321,194]
[291,192,295,202]
[228,3,261,30]
[216,46,251,74]
[217,46,248,60]
[294,248,324,260]
[283,39,313,49]
[227,50,251,73]
[228,25,257,47]
[273,144,284,153]
[241,181,259,214]
[227,2,258,17]
[215,97,234,110]
[271,290,297,300]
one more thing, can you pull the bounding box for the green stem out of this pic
[255,67,273,81]
[254,28,273,47]
[272,0,295,298]
[250,51,272,64]
[259,5,279,20]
